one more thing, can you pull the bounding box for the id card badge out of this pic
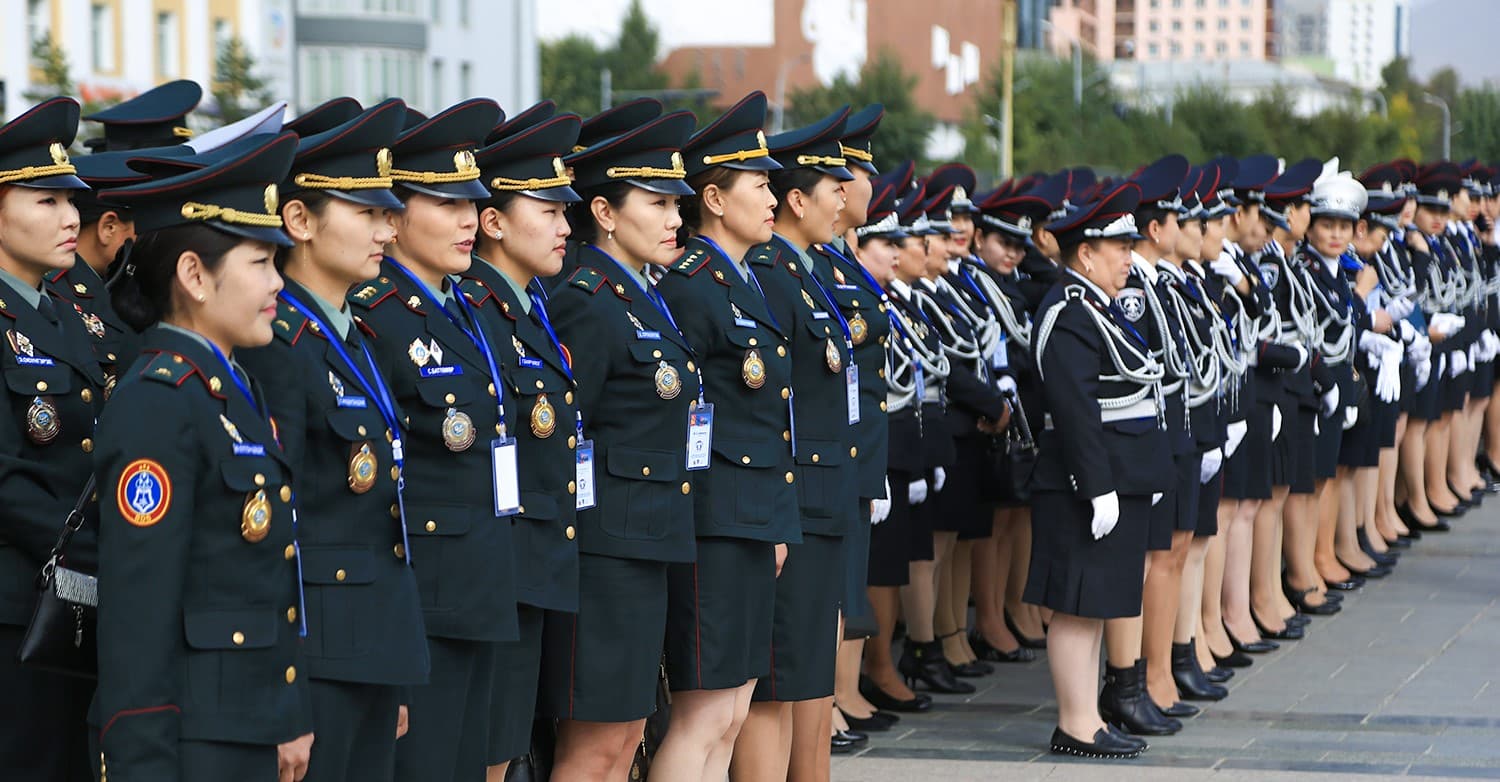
[687,402,714,471]
[846,365,861,425]
[992,333,1010,371]
[575,439,597,510]
[491,437,521,517]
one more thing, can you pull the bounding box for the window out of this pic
[1218,18,1228,30]
[1194,19,1205,31]
[155,11,179,77]
[431,58,443,107]
[1149,20,1159,32]
[1148,42,1160,56]
[1172,19,1182,31]
[1170,41,1182,56]
[1240,40,1250,54]
[459,62,472,99]
[1194,42,1204,55]
[431,0,440,22]
[1216,40,1227,55]
[91,3,115,71]
[1241,17,1250,30]
[459,0,469,25]
[300,46,420,107]
[27,0,50,46]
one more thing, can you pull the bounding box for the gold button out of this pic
[209,377,222,393]
[878,368,886,378]
[681,482,691,495]
[687,361,696,373]
[652,350,662,359]
[879,401,888,412]
[568,480,577,494]
[357,425,367,437]
[568,435,577,449]
[850,446,858,457]
[81,389,93,403]
[387,429,395,442]
[641,466,651,476]
[812,453,820,463]
[444,393,456,404]
[776,345,786,357]
[781,387,790,400]
[390,466,400,480]
[741,455,751,464]
[80,438,93,453]
[565,391,574,405]
[518,506,525,515]
[749,338,759,347]
[393,544,405,559]
[565,526,576,540]
[425,520,437,532]
[852,299,860,306]
[232,631,245,646]
[535,380,545,389]
[488,383,496,397]
[390,504,400,519]
[335,569,347,582]
[107,352,117,361]
[879,336,888,347]
[783,430,791,442]
[285,666,297,684]
[35,381,47,392]
[879,303,888,313]
[284,544,296,560]
[785,472,795,484]
[279,486,292,502]
[173,356,184,364]
[287,607,298,623]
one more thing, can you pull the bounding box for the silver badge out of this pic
[1259,262,1280,290]
[1115,289,1146,322]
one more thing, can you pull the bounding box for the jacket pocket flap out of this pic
[627,342,684,364]
[1105,417,1159,436]
[794,440,846,467]
[519,491,559,521]
[325,408,379,441]
[184,609,277,650]
[220,458,284,492]
[711,438,781,469]
[414,377,472,408]
[605,446,679,482]
[300,545,377,585]
[404,502,473,536]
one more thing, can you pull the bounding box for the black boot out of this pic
[897,639,975,694]
[1171,640,1228,701]
[1099,661,1181,736]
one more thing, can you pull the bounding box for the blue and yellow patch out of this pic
[117,459,172,527]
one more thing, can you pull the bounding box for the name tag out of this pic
[16,356,54,366]
[812,311,831,320]
[491,437,520,517]
[519,356,544,369]
[636,329,661,341]
[421,365,462,377]
[846,365,861,425]
[686,402,714,471]
[336,395,368,409]
[233,442,267,457]
[835,284,859,291]
[733,317,758,329]
[575,439,596,510]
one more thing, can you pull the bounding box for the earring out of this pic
[712,209,724,218]
[197,294,207,303]
[495,231,503,240]
[608,231,614,242]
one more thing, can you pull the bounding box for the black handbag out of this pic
[987,391,1039,503]
[17,476,98,679]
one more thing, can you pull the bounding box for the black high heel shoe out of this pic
[1224,621,1278,653]
[1451,481,1484,506]
[1004,610,1048,649]
[1339,556,1392,579]
[1285,586,1341,616]
[1395,504,1442,535]
[897,639,975,694]
[1356,529,1400,567]
[836,706,894,732]
[1253,610,1305,640]
[858,674,932,713]
[969,630,1036,663]
[1171,641,1228,701]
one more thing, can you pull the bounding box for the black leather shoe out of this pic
[1253,611,1305,640]
[969,630,1036,663]
[859,675,933,713]
[1171,641,1228,701]
[950,659,990,678]
[1286,588,1341,616]
[1325,576,1364,591]
[1105,724,1150,753]
[1225,623,1279,654]
[1213,646,1254,668]
[1433,501,1467,518]
[1005,611,1048,649]
[1358,529,1399,563]
[831,732,859,754]
[1048,727,1146,759]
[1159,701,1199,717]
[837,728,867,745]
[1286,613,1312,627]
[1385,535,1412,549]
[898,640,976,694]
[1098,660,1181,736]
[1205,666,1233,683]
[837,707,892,732]
[1415,516,1453,531]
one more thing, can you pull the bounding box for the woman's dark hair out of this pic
[1134,206,1171,238]
[678,167,752,245]
[565,181,633,244]
[274,189,336,269]
[768,167,827,219]
[112,224,242,332]
[479,191,521,217]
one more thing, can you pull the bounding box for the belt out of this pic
[1101,398,1159,423]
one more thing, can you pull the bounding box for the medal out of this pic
[654,361,682,400]
[801,290,817,310]
[848,312,868,346]
[241,489,272,543]
[220,414,244,443]
[328,371,345,398]
[742,349,766,389]
[348,443,377,493]
[407,338,431,367]
[6,329,35,356]
[626,311,647,331]
[103,373,117,401]
[25,396,60,444]
[825,339,843,373]
[442,407,476,451]
[79,308,104,339]
[531,393,557,438]
[513,335,528,358]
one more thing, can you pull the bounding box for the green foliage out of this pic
[541,34,607,116]
[24,35,73,103]
[538,0,702,119]
[1453,85,1500,162]
[785,50,935,167]
[212,37,271,124]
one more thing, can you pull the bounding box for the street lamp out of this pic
[1423,92,1451,160]
[1368,90,1387,119]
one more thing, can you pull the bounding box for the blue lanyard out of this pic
[387,259,511,431]
[699,235,781,330]
[529,290,585,441]
[775,236,854,351]
[206,339,261,415]
[588,245,688,336]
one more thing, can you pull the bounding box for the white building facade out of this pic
[1279,0,1410,90]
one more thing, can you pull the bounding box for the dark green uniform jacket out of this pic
[45,255,141,389]
[94,326,312,780]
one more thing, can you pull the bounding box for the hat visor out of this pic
[327,188,407,210]
[815,165,855,182]
[1220,193,1244,207]
[208,222,295,248]
[1263,212,1290,231]
[399,179,494,201]
[513,184,581,204]
[851,160,878,175]
[627,178,696,197]
[1309,207,1360,223]
[15,174,90,191]
[724,156,784,173]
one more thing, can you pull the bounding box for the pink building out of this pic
[1049,0,1275,62]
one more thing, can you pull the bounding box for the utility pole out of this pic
[601,68,613,111]
[1423,92,1451,160]
[1000,0,1017,179]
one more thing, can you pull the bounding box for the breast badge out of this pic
[241,489,272,543]
[743,349,767,389]
[25,396,60,444]
[348,443,377,494]
[531,394,557,438]
[442,407,476,451]
[655,361,682,400]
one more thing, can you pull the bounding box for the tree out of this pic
[24,35,73,104]
[541,34,606,116]
[604,0,668,95]
[539,0,704,119]
[212,37,272,124]
[1454,85,1500,162]
[786,50,934,168]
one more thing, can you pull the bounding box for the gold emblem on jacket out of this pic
[848,312,868,346]
[442,407,476,451]
[825,338,843,373]
[743,349,766,389]
[242,489,272,543]
[26,396,60,444]
[531,394,557,438]
[348,442,378,494]
[655,361,682,400]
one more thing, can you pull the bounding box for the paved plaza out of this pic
[834,509,1500,781]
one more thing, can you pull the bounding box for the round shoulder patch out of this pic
[117,459,172,528]
[1115,288,1147,322]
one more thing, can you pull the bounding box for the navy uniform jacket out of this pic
[973,261,1044,432]
[1303,251,1363,413]
[1120,260,1193,455]
[459,260,580,611]
[750,236,857,537]
[811,240,892,501]
[0,283,105,627]
[348,260,520,643]
[655,237,800,543]
[918,274,1008,432]
[886,285,954,472]
[237,280,429,685]
[547,249,697,563]
[45,255,140,387]
[1018,246,1060,316]
[1031,274,1174,500]
[1261,244,1327,410]
[1157,263,1226,451]
[94,327,311,781]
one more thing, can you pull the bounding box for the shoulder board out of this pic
[45,267,68,284]
[348,276,398,310]
[669,248,710,277]
[748,244,777,267]
[139,351,194,387]
[773,249,803,277]
[567,267,606,295]
[0,295,13,321]
[458,276,500,308]
[271,301,310,345]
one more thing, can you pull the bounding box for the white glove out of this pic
[1398,319,1419,344]
[1484,330,1500,361]
[1431,313,1466,337]
[1224,420,1248,458]
[1384,297,1416,322]
[1090,492,1120,540]
[1321,385,1341,418]
[1291,343,1310,372]
[1151,492,1164,506]
[1272,404,1284,441]
[1199,448,1224,484]
[1375,341,1403,402]
[1451,349,1469,377]
[1407,333,1432,364]
[908,478,929,505]
[1416,357,1433,390]
[997,374,1018,395]
[1343,406,1359,430]
[871,478,892,525]
[1360,331,1398,366]
[1210,255,1244,285]
[933,466,947,492]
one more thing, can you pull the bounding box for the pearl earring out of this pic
[197,294,207,303]
[495,231,503,240]
[608,231,614,242]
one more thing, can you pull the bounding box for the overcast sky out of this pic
[1409,0,1499,85]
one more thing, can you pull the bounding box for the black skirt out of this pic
[1473,358,1495,400]
[1314,409,1343,479]
[753,532,845,703]
[934,437,993,539]
[1273,403,1318,494]
[868,472,914,587]
[665,537,777,692]
[1195,467,1222,537]
[488,605,545,764]
[1023,491,1150,620]
[1222,400,1274,501]
[1169,450,1202,533]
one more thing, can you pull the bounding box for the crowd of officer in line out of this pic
[1,77,1497,782]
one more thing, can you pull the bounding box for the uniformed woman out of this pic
[461,112,583,780]
[235,99,430,782]
[344,98,517,782]
[0,98,105,782]
[1028,182,1172,759]
[95,131,315,781]
[650,92,797,778]
[540,111,699,781]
